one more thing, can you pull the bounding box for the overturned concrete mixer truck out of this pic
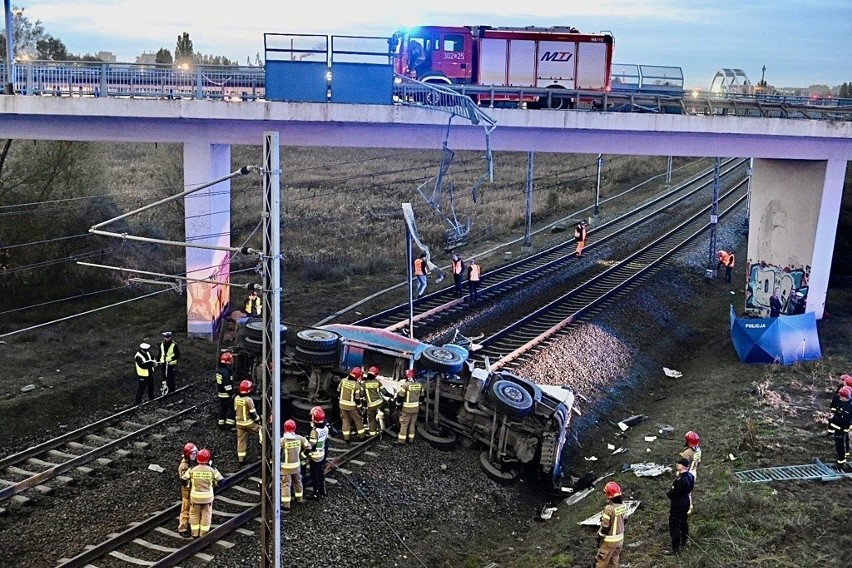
[228,321,575,488]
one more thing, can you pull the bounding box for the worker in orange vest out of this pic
[717,250,735,284]
[574,219,588,257]
[451,254,465,297]
[413,253,429,298]
[467,259,481,303]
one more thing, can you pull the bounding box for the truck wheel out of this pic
[441,343,469,362]
[421,346,465,374]
[489,379,534,418]
[416,423,457,451]
[295,329,339,351]
[479,451,518,485]
[292,396,335,421]
[246,321,264,340]
[242,336,263,355]
[294,345,338,366]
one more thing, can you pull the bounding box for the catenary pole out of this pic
[705,157,721,279]
[260,132,282,568]
[523,152,533,247]
[406,223,414,339]
[3,0,14,94]
[594,154,603,216]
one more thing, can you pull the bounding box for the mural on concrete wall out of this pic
[745,259,809,318]
[187,252,231,332]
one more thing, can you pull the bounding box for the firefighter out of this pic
[574,219,588,257]
[679,430,701,514]
[338,367,366,443]
[594,481,627,568]
[234,380,262,464]
[451,254,465,297]
[363,366,386,437]
[158,331,180,395]
[717,250,735,284]
[829,374,852,412]
[181,448,223,538]
[281,419,311,512]
[215,352,236,431]
[308,406,329,499]
[828,385,852,472]
[467,259,481,304]
[663,458,694,556]
[134,342,158,406]
[244,288,262,317]
[177,442,197,538]
[396,368,422,444]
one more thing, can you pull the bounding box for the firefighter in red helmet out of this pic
[830,374,852,412]
[307,406,329,499]
[679,431,702,480]
[181,448,223,538]
[216,351,235,430]
[280,419,311,512]
[829,385,852,472]
[234,379,262,464]
[363,365,387,438]
[177,442,197,538]
[338,367,366,443]
[594,481,627,568]
[395,368,422,444]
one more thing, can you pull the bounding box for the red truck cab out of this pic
[393,26,474,84]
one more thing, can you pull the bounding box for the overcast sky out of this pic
[19,0,851,89]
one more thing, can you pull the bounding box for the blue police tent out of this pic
[729,305,822,364]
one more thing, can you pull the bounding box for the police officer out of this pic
[308,406,329,499]
[215,352,236,431]
[828,385,852,472]
[181,448,223,538]
[363,366,386,438]
[234,380,262,464]
[338,367,366,443]
[281,419,311,512]
[595,481,627,568]
[396,368,422,444]
[158,331,180,395]
[134,342,158,405]
[663,458,694,556]
[244,288,262,317]
[177,442,197,538]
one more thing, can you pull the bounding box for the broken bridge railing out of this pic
[392,75,497,132]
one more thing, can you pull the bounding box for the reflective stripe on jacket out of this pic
[281,433,310,471]
[338,378,361,409]
[159,341,178,365]
[135,350,155,377]
[216,366,233,398]
[599,502,627,543]
[234,394,259,426]
[245,295,263,315]
[452,258,463,275]
[397,382,422,410]
[309,425,329,462]
[363,379,384,408]
[182,464,222,504]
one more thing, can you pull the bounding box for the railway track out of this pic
[54,431,385,568]
[477,178,748,371]
[0,387,197,510]
[354,158,747,334]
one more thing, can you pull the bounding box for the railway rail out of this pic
[54,431,384,568]
[0,386,197,508]
[354,158,747,334]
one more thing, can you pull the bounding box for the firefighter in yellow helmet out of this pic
[595,481,627,568]
[280,419,311,512]
[234,380,262,464]
[181,448,223,538]
[338,367,366,442]
[396,368,422,444]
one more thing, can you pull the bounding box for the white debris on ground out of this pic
[663,367,683,378]
[630,463,672,477]
[579,500,641,526]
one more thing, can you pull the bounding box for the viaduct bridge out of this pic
[0,95,849,335]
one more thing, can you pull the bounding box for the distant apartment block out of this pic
[96,51,117,63]
[135,52,158,65]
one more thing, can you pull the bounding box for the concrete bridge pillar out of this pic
[745,158,847,320]
[183,142,232,338]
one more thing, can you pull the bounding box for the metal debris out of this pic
[579,500,641,526]
[629,462,672,477]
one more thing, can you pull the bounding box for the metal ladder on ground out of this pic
[734,459,851,483]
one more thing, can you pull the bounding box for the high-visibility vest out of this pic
[309,425,329,462]
[159,341,178,365]
[363,379,384,408]
[338,378,360,409]
[281,433,309,471]
[245,295,263,315]
[599,503,627,543]
[452,258,463,275]
[680,446,702,479]
[135,350,154,377]
[469,264,481,282]
[414,258,427,276]
[398,382,422,410]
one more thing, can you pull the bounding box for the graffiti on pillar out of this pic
[745,260,809,317]
[187,252,231,328]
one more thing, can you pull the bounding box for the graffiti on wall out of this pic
[745,260,809,317]
[187,252,231,332]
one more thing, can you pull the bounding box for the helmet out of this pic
[405,369,416,380]
[350,367,363,379]
[310,406,326,423]
[284,419,297,433]
[183,442,197,461]
[685,431,700,448]
[162,331,172,339]
[603,481,622,499]
[368,366,379,376]
[239,380,252,394]
[197,448,211,465]
[842,374,852,388]
[839,386,852,399]
[139,342,151,350]
[220,351,233,365]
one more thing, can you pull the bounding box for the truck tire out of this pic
[441,343,469,362]
[420,346,465,374]
[295,329,339,351]
[292,396,335,421]
[479,451,518,485]
[489,379,534,418]
[293,345,338,366]
[242,336,263,355]
[246,321,264,340]
[495,371,538,402]
[416,423,457,451]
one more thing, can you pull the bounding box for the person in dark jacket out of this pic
[663,457,695,556]
[829,385,852,472]
[134,342,158,405]
[769,289,782,318]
